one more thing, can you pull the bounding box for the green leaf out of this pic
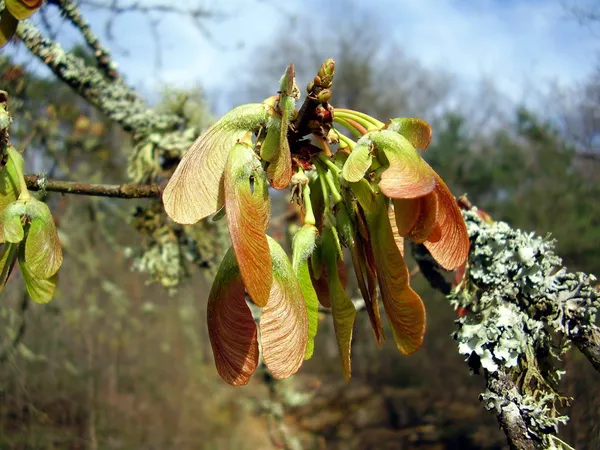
[0,10,18,48]
[322,226,356,380]
[292,224,319,360]
[24,199,63,279]
[0,242,19,292]
[19,251,58,304]
[2,201,25,243]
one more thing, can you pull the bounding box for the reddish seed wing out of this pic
[355,232,385,345]
[163,104,268,224]
[424,171,470,270]
[207,249,259,386]
[260,237,308,380]
[372,131,435,199]
[366,196,426,355]
[407,193,438,244]
[224,143,272,307]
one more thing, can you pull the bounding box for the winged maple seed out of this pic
[162,59,470,385]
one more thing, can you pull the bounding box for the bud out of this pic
[317,89,332,104]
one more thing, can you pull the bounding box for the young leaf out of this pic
[207,248,259,386]
[385,118,432,150]
[163,103,269,224]
[365,195,426,355]
[371,130,435,199]
[260,237,308,379]
[265,65,298,190]
[423,171,470,270]
[260,116,282,163]
[292,224,320,359]
[322,226,356,380]
[224,142,271,307]
[24,199,63,279]
[19,251,58,304]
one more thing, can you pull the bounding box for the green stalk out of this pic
[335,108,385,128]
[333,117,363,139]
[334,129,357,150]
[317,154,341,175]
[315,162,331,212]
[316,160,342,205]
[335,110,381,131]
[299,168,316,226]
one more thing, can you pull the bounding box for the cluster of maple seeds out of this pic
[163,60,469,385]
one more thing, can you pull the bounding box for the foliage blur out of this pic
[1,4,599,450]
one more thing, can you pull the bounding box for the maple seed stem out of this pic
[302,183,316,226]
[317,154,341,175]
[335,109,384,129]
[333,117,363,139]
[334,129,356,150]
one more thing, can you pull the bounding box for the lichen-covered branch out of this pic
[24,174,162,199]
[16,19,181,138]
[415,207,599,449]
[47,0,118,79]
[485,371,537,450]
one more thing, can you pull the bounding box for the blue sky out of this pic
[6,0,600,114]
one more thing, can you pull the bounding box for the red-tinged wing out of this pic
[224,142,272,307]
[366,196,426,355]
[424,171,470,270]
[207,249,259,386]
[260,237,308,380]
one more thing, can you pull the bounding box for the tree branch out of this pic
[414,204,598,450]
[47,0,119,79]
[24,174,162,199]
[16,19,182,137]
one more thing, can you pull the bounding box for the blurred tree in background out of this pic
[0,1,599,449]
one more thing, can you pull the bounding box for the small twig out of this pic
[25,174,162,199]
[16,20,183,136]
[570,326,600,373]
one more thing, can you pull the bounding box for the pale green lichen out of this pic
[451,209,599,448]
